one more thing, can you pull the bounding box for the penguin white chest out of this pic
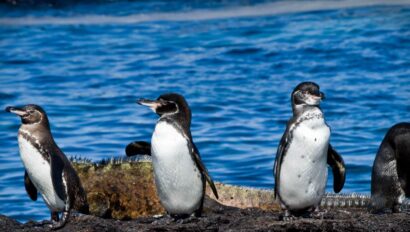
[279,118,330,210]
[151,122,203,215]
[18,135,65,211]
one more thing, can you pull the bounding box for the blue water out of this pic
[0,0,409,222]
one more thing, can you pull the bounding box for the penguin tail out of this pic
[73,186,90,214]
[76,203,90,215]
[125,141,151,157]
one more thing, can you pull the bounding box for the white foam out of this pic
[0,0,409,26]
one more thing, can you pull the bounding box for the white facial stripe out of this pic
[159,101,179,118]
[34,113,43,125]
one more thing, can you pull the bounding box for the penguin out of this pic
[371,122,410,213]
[137,93,218,218]
[5,104,89,229]
[273,82,346,220]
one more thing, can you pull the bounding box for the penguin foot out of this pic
[31,220,53,227]
[176,215,199,224]
[153,214,165,219]
[282,215,297,222]
[311,208,326,219]
[393,204,403,213]
[51,212,59,222]
[281,210,297,222]
[49,211,69,230]
[49,221,66,230]
[152,215,173,225]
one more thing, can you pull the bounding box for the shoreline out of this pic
[2,200,410,231]
[2,158,408,231]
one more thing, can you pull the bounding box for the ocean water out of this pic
[0,0,409,222]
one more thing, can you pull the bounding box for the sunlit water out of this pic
[0,0,409,222]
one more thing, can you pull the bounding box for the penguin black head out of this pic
[291,82,325,107]
[138,93,190,117]
[5,104,49,126]
[137,93,192,129]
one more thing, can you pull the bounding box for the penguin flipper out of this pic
[24,170,37,201]
[49,150,67,201]
[274,128,289,200]
[64,166,89,214]
[189,140,219,199]
[327,144,346,193]
[49,142,88,213]
[125,141,151,157]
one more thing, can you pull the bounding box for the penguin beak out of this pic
[5,106,28,117]
[311,91,325,101]
[137,99,161,112]
[320,92,325,100]
[309,94,322,101]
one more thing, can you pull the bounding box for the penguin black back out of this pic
[371,122,410,213]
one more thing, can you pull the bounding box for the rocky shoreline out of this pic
[2,158,409,231]
[2,201,410,232]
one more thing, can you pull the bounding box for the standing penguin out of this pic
[137,93,218,218]
[371,122,410,213]
[6,104,88,229]
[273,82,346,220]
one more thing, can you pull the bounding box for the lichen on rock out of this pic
[72,156,165,219]
[70,156,372,220]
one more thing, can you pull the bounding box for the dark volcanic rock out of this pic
[2,198,410,231]
[4,158,409,231]
[0,215,21,231]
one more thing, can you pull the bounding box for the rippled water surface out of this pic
[0,0,409,222]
